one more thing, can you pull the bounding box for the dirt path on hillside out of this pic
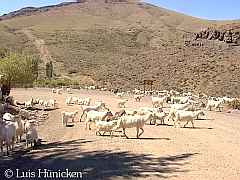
[0,88,240,180]
[22,29,53,64]
[21,29,69,78]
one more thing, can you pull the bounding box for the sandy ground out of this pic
[0,88,240,180]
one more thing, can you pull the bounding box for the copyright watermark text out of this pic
[3,168,83,179]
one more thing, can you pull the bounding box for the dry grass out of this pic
[228,99,240,110]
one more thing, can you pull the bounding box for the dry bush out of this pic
[227,99,240,110]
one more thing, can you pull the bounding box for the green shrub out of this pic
[33,79,80,88]
[0,51,39,86]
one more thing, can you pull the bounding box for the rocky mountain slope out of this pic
[0,0,239,96]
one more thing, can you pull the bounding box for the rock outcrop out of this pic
[195,27,240,44]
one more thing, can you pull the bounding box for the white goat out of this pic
[85,110,113,130]
[43,101,49,109]
[25,98,34,108]
[56,88,63,94]
[65,97,72,105]
[77,97,91,106]
[112,112,153,138]
[116,92,124,98]
[34,98,40,104]
[133,88,141,94]
[52,88,56,93]
[49,99,57,108]
[66,87,72,93]
[6,113,26,143]
[71,97,79,104]
[39,99,44,106]
[134,94,144,102]
[13,99,19,106]
[0,113,16,155]
[152,111,167,125]
[206,100,223,111]
[152,96,167,108]
[173,110,205,128]
[166,103,191,122]
[25,120,38,148]
[15,116,25,142]
[95,120,118,136]
[136,107,164,124]
[79,102,106,121]
[88,86,96,90]
[61,110,78,126]
[171,96,189,104]
[118,99,128,108]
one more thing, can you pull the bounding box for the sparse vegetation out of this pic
[33,78,80,88]
[0,51,39,86]
[228,99,240,110]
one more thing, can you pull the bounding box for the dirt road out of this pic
[0,88,239,180]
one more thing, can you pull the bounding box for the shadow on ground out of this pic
[0,139,198,179]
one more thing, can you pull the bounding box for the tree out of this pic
[0,52,39,86]
[46,61,53,79]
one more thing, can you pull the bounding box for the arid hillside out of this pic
[0,0,240,96]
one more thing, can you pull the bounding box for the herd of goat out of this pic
[59,87,237,138]
[0,86,238,155]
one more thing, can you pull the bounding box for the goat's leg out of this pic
[110,130,114,138]
[123,128,128,139]
[65,120,68,127]
[150,118,153,125]
[191,120,195,128]
[183,121,189,128]
[11,137,15,151]
[6,145,9,156]
[136,127,139,138]
[79,112,84,122]
[62,116,65,125]
[0,141,3,155]
[218,107,222,112]
[178,121,181,128]
[88,122,91,130]
[152,119,157,125]
[174,120,177,128]
[161,118,165,125]
[138,127,144,137]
